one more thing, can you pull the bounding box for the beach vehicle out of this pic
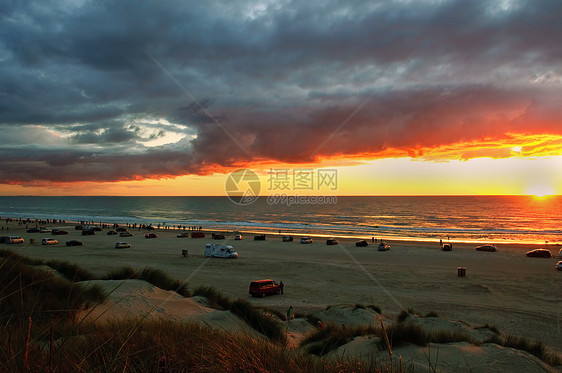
[526,249,551,258]
[249,279,281,297]
[254,234,266,241]
[326,238,339,245]
[234,234,243,240]
[557,249,562,258]
[42,238,58,245]
[144,233,157,238]
[39,228,51,233]
[74,225,84,230]
[212,233,226,240]
[120,231,133,237]
[442,243,452,251]
[107,230,117,235]
[356,240,368,247]
[204,243,238,258]
[191,232,205,238]
[51,229,68,235]
[5,236,24,244]
[115,242,131,249]
[116,227,128,232]
[26,227,41,233]
[177,232,190,238]
[300,237,312,244]
[555,261,562,271]
[82,229,95,236]
[282,236,293,242]
[66,240,83,246]
[378,242,391,251]
[476,244,496,252]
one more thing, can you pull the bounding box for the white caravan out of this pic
[204,243,238,258]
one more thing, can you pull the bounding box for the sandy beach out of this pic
[2,219,561,370]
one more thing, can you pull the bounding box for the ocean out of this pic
[0,196,561,244]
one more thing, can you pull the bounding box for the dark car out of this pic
[177,232,190,238]
[212,233,225,240]
[476,244,497,252]
[300,237,313,244]
[116,227,128,232]
[254,234,266,241]
[107,230,117,235]
[326,238,339,245]
[526,249,552,258]
[26,227,41,233]
[66,240,83,246]
[282,236,293,242]
[81,229,95,236]
[51,229,69,235]
[75,225,84,230]
[356,240,369,247]
[191,232,205,238]
[144,233,157,238]
[249,279,281,297]
[442,243,452,251]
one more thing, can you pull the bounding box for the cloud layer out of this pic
[1,0,562,184]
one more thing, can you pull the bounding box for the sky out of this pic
[1,0,562,196]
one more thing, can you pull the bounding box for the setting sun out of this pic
[527,184,556,197]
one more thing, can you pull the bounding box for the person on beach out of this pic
[286,306,293,322]
[279,281,284,294]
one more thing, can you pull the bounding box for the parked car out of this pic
[177,232,190,238]
[66,240,83,246]
[526,249,552,258]
[249,279,281,297]
[115,242,131,249]
[26,227,41,233]
[254,234,266,241]
[39,228,51,233]
[476,244,497,252]
[441,243,452,251]
[378,242,391,251]
[51,229,68,235]
[107,230,117,235]
[74,225,84,230]
[282,236,293,242]
[120,231,133,237]
[326,238,339,245]
[5,236,24,244]
[212,233,225,240]
[191,232,205,238]
[144,233,157,238]
[555,261,562,271]
[42,238,58,245]
[300,237,312,244]
[356,240,368,247]
[116,227,128,232]
[81,229,95,236]
[234,234,243,240]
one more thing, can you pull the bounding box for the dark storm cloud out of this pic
[1,0,562,183]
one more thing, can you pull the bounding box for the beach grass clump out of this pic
[496,334,560,366]
[230,298,286,344]
[4,319,377,372]
[45,259,96,282]
[430,330,474,344]
[301,323,379,356]
[193,285,232,310]
[0,249,44,266]
[0,256,105,323]
[378,322,428,350]
[396,307,416,323]
[424,311,439,318]
[102,266,191,297]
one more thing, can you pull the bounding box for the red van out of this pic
[249,279,281,297]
